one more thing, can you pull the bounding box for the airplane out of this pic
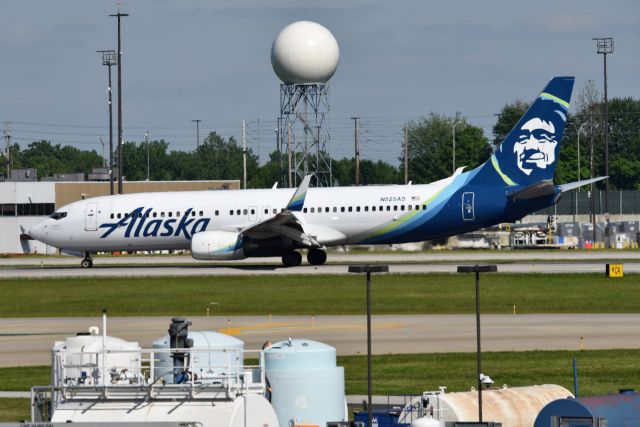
[28,76,604,268]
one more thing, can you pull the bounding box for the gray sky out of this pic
[1,0,638,165]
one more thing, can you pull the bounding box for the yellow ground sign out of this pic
[606,263,624,278]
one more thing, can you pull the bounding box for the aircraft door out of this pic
[85,202,98,231]
[261,205,271,220]
[248,206,258,222]
[462,192,474,221]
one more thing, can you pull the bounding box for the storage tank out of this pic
[399,385,572,427]
[50,394,279,427]
[152,330,244,384]
[52,329,141,386]
[265,339,346,427]
[534,389,640,426]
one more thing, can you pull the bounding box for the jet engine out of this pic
[190,231,246,260]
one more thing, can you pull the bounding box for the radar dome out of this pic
[271,21,340,84]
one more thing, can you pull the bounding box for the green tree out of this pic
[492,99,530,147]
[15,140,103,178]
[404,113,491,184]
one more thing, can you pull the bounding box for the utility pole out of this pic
[351,117,360,186]
[593,37,613,246]
[451,120,463,174]
[191,119,201,149]
[3,122,11,179]
[403,126,409,185]
[242,120,247,189]
[97,50,117,195]
[145,131,150,181]
[110,9,128,194]
[589,111,596,243]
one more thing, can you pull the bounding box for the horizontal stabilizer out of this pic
[559,176,608,193]
[508,180,555,200]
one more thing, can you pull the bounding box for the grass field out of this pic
[1,273,639,317]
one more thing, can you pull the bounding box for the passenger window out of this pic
[408,205,412,211]
[230,210,234,215]
[200,210,204,216]
[400,205,405,211]
[379,206,384,211]
[386,206,391,211]
[423,205,427,210]
[161,212,165,218]
[250,209,255,215]
[237,209,241,215]
[365,206,369,212]
[191,211,196,217]
[110,213,114,219]
[264,209,268,214]
[393,205,398,211]
[273,209,278,214]
[348,207,353,212]
[117,213,122,219]
[176,212,180,217]
[310,207,315,213]
[243,209,248,215]
[372,206,376,212]
[138,213,143,218]
[356,206,361,212]
[303,208,308,213]
[333,207,337,212]
[215,210,219,216]
[341,207,345,212]
[153,212,157,218]
[325,207,329,213]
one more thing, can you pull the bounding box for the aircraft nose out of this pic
[27,222,46,241]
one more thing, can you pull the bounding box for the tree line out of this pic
[5,83,640,189]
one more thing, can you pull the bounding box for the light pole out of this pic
[593,37,614,246]
[97,50,117,195]
[456,264,497,422]
[348,264,390,427]
[110,10,128,194]
[192,119,201,149]
[144,131,150,181]
[451,120,463,174]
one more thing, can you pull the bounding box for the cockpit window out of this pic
[50,212,67,220]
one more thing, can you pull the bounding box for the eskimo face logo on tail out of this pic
[99,207,210,239]
[513,118,558,176]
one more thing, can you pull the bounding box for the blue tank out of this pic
[265,339,346,427]
[534,389,640,426]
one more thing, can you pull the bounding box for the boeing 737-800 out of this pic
[28,77,603,267]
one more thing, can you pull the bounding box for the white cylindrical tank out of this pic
[271,21,340,84]
[400,385,573,427]
[53,331,141,386]
[411,418,442,427]
[152,330,244,384]
[265,339,346,427]
[50,394,279,427]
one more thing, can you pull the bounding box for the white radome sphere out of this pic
[271,21,340,84]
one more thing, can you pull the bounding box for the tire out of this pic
[307,248,327,266]
[282,251,302,267]
[80,258,93,268]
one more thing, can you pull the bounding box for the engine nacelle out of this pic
[191,231,246,260]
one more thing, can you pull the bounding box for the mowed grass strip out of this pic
[0,399,30,422]
[2,349,638,397]
[1,273,640,317]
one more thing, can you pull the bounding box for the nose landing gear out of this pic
[81,252,93,268]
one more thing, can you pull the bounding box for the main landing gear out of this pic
[307,248,327,266]
[81,252,93,268]
[282,250,302,267]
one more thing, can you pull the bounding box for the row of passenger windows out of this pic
[303,204,426,213]
[109,204,423,219]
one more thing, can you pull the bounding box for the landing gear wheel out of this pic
[80,258,93,268]
[282,251,302,267]
[307,248,327,266]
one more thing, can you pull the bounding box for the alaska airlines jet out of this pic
[28,77,602,267]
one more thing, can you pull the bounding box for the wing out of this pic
[240,175,322,248]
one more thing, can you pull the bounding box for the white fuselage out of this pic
[29,178,452,253]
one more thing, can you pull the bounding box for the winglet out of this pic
[286,175,313,212]
[559,176,608,193]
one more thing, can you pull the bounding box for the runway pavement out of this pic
[2,314,639,367]
[1,251,639,277]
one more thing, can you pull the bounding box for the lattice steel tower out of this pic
[272,21,340,188]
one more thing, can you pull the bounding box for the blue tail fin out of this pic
[475,76,575,187]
